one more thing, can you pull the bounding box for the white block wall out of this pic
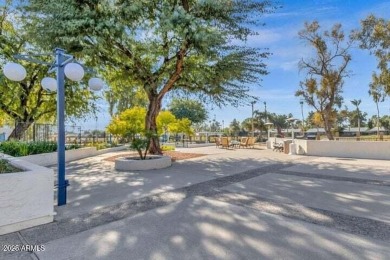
[0,155,54,235]
[293,140,390,160]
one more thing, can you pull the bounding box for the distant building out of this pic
[305,127,389,136]
[306,128,326,134]
[0,125,13,141]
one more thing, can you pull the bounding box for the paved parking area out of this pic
[1,146,389,259]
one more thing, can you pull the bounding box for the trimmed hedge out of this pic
[0,141,81,157]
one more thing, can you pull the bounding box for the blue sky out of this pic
[207,0,390,126]
[81,0,390,130]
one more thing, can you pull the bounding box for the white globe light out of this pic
[64,62,84,81]
[41,77,57,91]
[88,77,104,91]
[3,62,27,81]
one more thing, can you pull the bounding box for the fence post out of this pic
[32,123,36,142]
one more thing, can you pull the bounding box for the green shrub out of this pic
[95,143,108,150]
[66,144,82,150]
[130,138,149,159]
[0,159,22,173]
[84,142,113,150]
[0,141,58,157]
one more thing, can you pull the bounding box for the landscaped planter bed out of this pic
[21,145,127,166]
[115,155,172,171]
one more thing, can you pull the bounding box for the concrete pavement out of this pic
[1,146,389,259]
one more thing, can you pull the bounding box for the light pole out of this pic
[265,122,273,140]
[251,101,256,137]
[264,101,267,122]
[286,117,298,140]
[3,48,104,206]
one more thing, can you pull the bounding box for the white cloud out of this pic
[280,60,299,71]
[251,89,296,101]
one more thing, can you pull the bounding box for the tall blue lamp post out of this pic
[3,48,104,206]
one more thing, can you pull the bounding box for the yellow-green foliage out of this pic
[157,111,176,135]
[107,107,146,137]
[169,118,194,136]
[161,145,175,151]
[107,107,194,138]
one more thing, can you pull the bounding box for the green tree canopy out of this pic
[102,68,148,117]
[0,2,97,139]
[168,98,207,124]
[354,15,390,95]
[229,119,241,136]
[24,0,275,153]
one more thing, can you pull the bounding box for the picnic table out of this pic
[230,140,240,148]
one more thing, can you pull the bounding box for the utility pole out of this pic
[264,101,267,122]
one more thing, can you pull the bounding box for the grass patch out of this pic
[0,159,22,174]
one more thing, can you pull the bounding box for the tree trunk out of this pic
[322,114,334,140]
[146,94,162,155]
[277,126,282,135]
[357,109,361,137]
[8,121,33,140]
[376,101,380,137]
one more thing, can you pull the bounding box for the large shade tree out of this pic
[103,69,148,117]
[0,2,97,139]
[168,98,207,124]
[354,15,390,94]
[24,0,274,153]
[296,21,353,140]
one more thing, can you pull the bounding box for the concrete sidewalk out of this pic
[1,147,389,259]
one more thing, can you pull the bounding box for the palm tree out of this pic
[350,99,361,137]
[268,113,289,136]
[368,88,385,137]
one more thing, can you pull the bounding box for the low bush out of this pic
[0,141,81,157]
[161,145,175,151]
[84,142,118,150]
[0,159,22,174]
[66,144,82,150]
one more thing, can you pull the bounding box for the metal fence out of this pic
[15,122,81,142]
[10,122,115,146]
